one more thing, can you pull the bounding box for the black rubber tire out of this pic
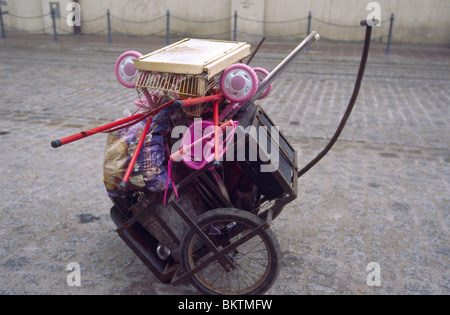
[180,208,281,295]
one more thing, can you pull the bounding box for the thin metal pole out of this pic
[51,9,58,42]
[107,9,112,44]
[166,9,170,45]
[307,11,311,34]
[0,8,6,40]
[233,10,237,41]
[74,0,81,34]
[251,31,320,102]
[385,13,394,55]
[306,11,311,51]
[246,36,265,65]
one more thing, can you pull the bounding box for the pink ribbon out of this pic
[163,159,178,204]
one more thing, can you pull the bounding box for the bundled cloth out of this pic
[103,109,172,197]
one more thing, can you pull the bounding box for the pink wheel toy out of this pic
[220,63,258,103]
[179,120,238,170]
[253,67,273,100]
[115,51,143,88]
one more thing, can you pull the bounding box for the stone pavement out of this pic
[0,32,449,295]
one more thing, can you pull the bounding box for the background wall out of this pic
[2,0,449,44]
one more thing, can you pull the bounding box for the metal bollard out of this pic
[0,8,6,40]
[306,11,312,51]
[233,10,237,41]
[107,9,112,44]
[385,13,394,55]
[166,9,170,45]
[51,9,58,42]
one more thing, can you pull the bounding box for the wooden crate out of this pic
[134,38,251,100]
[134,38,251,79]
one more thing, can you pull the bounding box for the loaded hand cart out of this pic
[51,21,375,295]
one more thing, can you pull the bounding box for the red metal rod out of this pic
[176,94,223,107]
[52,95,222,148]
[51,112,149,148]
[51,99,177,148]
[119,116,153,190]
[101,113,149,134]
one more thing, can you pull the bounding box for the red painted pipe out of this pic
[119,116,153,190]
[51,99,177,148]
[50,112,149,148]
[174,94,223,107]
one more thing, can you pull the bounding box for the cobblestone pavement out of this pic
[0,36,449,295]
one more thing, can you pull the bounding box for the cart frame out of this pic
[51,19,375,294]
[109,20,374,294]
[110,101,298,288]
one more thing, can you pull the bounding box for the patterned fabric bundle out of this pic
[103,109,172,197]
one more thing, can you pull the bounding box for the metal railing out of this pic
[0,9,396,55]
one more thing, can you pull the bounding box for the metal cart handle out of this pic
[250,31,320,102]
[297,20,374,178]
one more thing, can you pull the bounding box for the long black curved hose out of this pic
[297,21,373,178]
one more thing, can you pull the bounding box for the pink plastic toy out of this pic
[171,120,238,170]
[115,51,143,88]
[253,67,273,100]
[220,63,258,103]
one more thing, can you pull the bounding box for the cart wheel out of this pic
[180,208,281,295]
[115,51,142,88]
[253,67,273,100]
[220,63,258,103]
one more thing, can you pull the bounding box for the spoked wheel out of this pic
[180,208,281,295]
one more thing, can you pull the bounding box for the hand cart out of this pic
[52,21,375,295]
